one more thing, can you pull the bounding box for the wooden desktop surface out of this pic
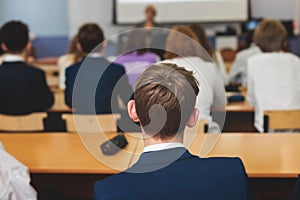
[0,133,299,178]
[0,133,139,174]
[225,91,254,112]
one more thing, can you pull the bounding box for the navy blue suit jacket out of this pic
[94,148,253,200]
[0,61,54,115]
[65,57,132,114]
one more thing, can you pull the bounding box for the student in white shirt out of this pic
[229,30,261,86]
[161,26,225,133]
[247,19,300,132]
[0,144,37,200]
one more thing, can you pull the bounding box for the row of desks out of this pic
[0,132,299,178]
[48,89,254,113]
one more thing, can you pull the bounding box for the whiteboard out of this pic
[115,0,248,24]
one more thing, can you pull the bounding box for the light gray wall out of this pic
[68,0,132,39]
[0,0,69,36]
[251,0,296,20]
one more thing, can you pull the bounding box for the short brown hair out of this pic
[164,26,202,59]
[253,19,287,52]
[134,63,199,139]
[78,23,104,53]
[145,5,156,16]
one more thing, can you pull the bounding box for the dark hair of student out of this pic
[78,23,104,53]
[0,20,29,54]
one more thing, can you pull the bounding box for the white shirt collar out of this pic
[2,54,24,62]
[143,142,185,153]
[87,53,103,58]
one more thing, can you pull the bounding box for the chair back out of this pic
[62,114,121,133]
[263,110,300,132]
[0,113,47,132]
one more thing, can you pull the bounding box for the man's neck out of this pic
[143,134,183,147]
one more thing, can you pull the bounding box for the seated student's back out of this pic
[64,23,132,114]
[94,63,253,200]
[247,19,300,132]
[0,21,53,115]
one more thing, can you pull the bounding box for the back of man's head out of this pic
[0,21,29,54]
[253,19,287,52]
[78,23,104,53]
[134,63,199,140]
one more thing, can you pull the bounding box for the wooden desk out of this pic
[225,92,254,112]
[1,132,298,178]
[217,92,255,131]
[0,133,140,174]
[226,100,254,112]
[49,90,254,114]
[1,132,299,199]
[205,134,300,178]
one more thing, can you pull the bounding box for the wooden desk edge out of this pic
[29,168,120,174]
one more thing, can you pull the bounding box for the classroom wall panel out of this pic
[0,0,69,36]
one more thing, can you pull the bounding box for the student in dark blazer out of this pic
[65,23,132,114]
[94,63,253,200]
[0,21,54,115]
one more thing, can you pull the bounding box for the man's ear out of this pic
[127,100,140,122]
[186,109,199,128]
[101,40,107,50]
[76,42,82,52]
[25,42,32,52]
[1,43,8,52]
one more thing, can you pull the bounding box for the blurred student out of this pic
[58,34,84,90]
[65,23,132,114]
[189,23,228,85]
[136,4,167,59]
[113,29,160,87]
[0,144,37,200]
[229,29,261,86]
[161,26,225,133]
[0,21,54,115]
[247,19,300,132]
[94,63,252,199]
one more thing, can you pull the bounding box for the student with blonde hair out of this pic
[247,19,300,132]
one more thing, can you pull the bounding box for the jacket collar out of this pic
[126,147,196,173]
